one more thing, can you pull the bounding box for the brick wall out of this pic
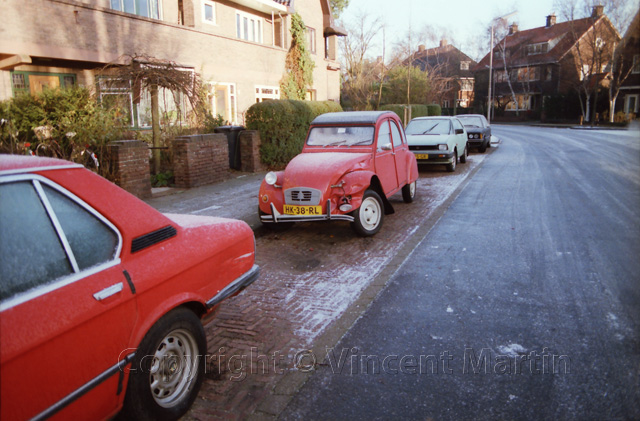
[238,130,266,173]
[108,140,151,199]
[173,134,229,188]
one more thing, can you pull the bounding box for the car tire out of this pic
[487,135,492,148]
[259,209,294,231]
[352,190,384,236]
[478,141,487,153]
[120,308,206,421]
[402,180,416,203]
[460,145,468,164]
[446,150,457,172]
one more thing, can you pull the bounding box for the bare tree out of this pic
[339,12,383,110]
[101,54,205,173]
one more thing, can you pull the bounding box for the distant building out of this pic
[0,0,345,127]
[474,6,621,121]
[410,40,477,111]
[615,10,640,116]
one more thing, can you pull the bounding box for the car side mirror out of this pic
[381,143,393,151]
[455,129,464,135]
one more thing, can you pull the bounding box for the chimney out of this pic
[592,5,604,17]
[439,39,448,48]
[418,44,426,53]
[509,23,519,34]
[546,14,556,27]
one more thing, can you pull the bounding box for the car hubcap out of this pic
[149,328,199,408]
[360,197,381,231]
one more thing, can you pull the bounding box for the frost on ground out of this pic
[261,153,488,347]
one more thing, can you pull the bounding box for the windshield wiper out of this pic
[324,140,347,147]
[349,139,373,146]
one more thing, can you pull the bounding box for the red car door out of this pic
[389,118,409,186]
[374,118,399,194]
[0,177,136,420]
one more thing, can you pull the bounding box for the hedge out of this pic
[379,104,441,126]
[245,100,342,168]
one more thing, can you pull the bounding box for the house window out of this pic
[11,73,26,91]
[443,99,450,108]
[624,94,638,114]
[527,43,548,55]
[460,79,473,91]
[255,86,279,102]
[506,94,531,111]
[97,77,134,127]
[110,0,160,19]
[11,71,77,96]
[305,90,316,101]
[633,55,640,74]
[494,70,509,83]
[236,11,263,43]
[202,1,216,25]
[516,67,540,82]
[211,83,237,124]
[307,27,316,54]
[460,61,470,70]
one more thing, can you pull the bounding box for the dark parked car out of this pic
[456,114,491,153]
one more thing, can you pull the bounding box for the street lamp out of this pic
[487,11,517,124]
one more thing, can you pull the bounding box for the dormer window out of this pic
[460,61,470,70]
[527,43,549,55]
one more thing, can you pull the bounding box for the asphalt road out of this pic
[280,126,640,420]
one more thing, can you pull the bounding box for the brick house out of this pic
[474,6,621,121]
[0,0,344,127]
[410,40,477,112]
[615,10,640,116]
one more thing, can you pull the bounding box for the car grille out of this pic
[409,145,438,151]
[285,188,322,205]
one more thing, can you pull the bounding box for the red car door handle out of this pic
[93,282,124,301]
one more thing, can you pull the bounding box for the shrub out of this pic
[426,104,442,116]
[245,100,342,168]
[0,87,125,178]
[379,104,430,126]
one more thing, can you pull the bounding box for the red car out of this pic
[0,155,259,420]
[259,111,419,236]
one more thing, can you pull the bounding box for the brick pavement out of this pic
[148,151,494,420]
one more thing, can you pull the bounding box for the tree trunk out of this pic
[609,95,618,123]
[151,84,161,175]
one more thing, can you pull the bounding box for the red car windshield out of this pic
[307,126,375,147]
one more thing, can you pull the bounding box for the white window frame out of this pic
[236,11,263,43]
[255,86,280,102]
[110,0,161,19]
[307,27,317,54]
[211,82,237,125]
[632,55,640,74]
[202,0,216,25]
[460,61,470,71]
[625,94,639,114]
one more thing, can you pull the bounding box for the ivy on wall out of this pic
[280,13,315,100]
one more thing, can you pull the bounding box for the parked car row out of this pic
[258,111,492,235]
[0,111,492,421]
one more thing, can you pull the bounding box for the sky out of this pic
[338,0,559,61]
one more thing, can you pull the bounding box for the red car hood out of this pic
[283,152,371,190]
